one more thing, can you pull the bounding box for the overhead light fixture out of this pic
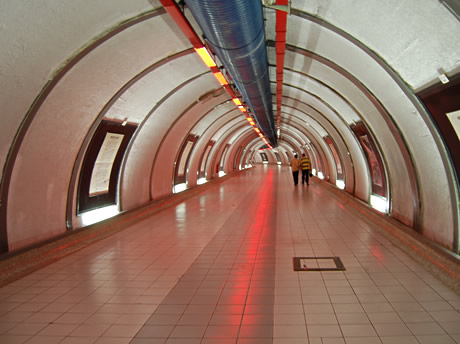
[439,73,449,84]
[232,98,242,106]
[213,71,228,85]
[261,0,291,13]
[194,47,216,67]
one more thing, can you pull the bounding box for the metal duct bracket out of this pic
[262,0,291,14]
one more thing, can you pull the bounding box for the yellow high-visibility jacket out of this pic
[300,157,310,170]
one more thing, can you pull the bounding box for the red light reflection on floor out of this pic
[232,168,276,321]
[370,245,384,261]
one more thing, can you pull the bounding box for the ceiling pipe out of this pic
[183,0,277,147]
[159,0,272,148]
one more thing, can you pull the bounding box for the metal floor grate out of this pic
[293,256,345,271]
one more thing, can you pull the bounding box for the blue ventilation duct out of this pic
[184,0,277,147]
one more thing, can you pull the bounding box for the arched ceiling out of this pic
[0,0,459,252]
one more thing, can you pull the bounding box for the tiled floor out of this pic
[1,165,460,344]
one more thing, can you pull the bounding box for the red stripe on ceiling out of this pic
[159,0,202,48]
[275,0,288,133]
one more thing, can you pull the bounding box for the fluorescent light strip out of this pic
[195,48,270,149]
[213,72,228,85]
[232,98,242,106]
[194,47,216,67]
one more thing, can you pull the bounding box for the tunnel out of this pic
[0,0,460,343]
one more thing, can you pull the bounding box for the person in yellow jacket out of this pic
[300,153,311,185]
[290,154,300,186]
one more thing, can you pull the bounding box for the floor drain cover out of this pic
[293,257,345,271]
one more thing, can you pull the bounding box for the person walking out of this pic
[290,154,300,186]
[300,153,311,185]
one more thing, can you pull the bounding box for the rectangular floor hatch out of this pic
[293,257,345,271]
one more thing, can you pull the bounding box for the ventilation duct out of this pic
[184,0,277,147]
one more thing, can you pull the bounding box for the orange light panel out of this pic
[232,98,242,106]
[239,107,247,112]
[195,47,216,67]
[246,117,255,126]
[213,72,228,85]
[255,128,260,133]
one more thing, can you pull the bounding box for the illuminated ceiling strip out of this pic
[195,47,216,67]
[275,0,288,135]
[213,71,228,85]
[232,98,242,106]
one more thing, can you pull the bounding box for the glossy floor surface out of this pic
[1,166,460,344]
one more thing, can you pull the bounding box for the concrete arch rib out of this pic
[226,129,260,170]
[135,77,225,202]
[241,139,265,168]
[280,46,414,221]
[280,105,356,194]
[277,142,297,162]
[279,123,331,182]
[285,8,459,249]
[280,48,406,211]
[1,9,197,250]
[187,106,244,186]
[244,139,268,165]
[121,87,227,201]
[207,123,256,177]
[270,145,291,165]
[279,86,370,201]
[69,51,204,226]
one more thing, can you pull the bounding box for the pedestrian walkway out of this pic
[0,165,459,344]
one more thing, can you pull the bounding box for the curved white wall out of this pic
[0,0,458,253]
